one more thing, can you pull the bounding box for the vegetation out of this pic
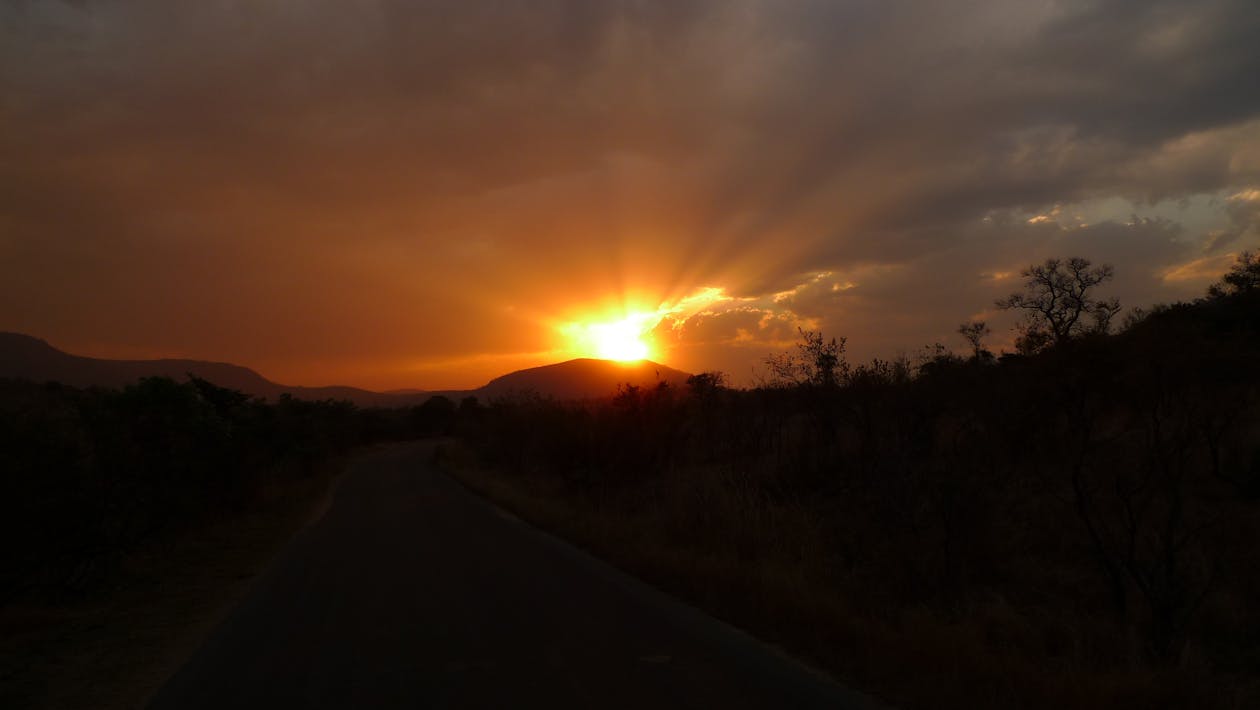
[996,257,1122,354]
[447,254,1260,709]
[0,376,430,601]
[0,376,440,707]
[5,253,1259,709]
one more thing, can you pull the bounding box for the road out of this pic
[149,442,875,709]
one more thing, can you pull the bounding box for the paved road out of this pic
[149,442,875,709]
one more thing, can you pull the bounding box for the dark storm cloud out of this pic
[1018,0,1260,143]
[2,0,1259,386]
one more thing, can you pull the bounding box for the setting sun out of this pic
[591,320,650,361]
[563,313,656,362]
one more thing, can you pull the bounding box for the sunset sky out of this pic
[3,0,1259,390]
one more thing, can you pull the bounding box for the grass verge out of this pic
[436,441,1248,710]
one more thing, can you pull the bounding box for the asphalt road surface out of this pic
[149,442,876,709]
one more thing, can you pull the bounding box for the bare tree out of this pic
[764,329,848,388]
[957,320,992,360]
[996,257,1120,353]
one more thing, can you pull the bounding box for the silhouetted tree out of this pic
[915,343,964,378]
[453,395,484,437]
[1121,306,1150,331]
[957,320,992,361]
[996,257,1121,353]
[764,329,848,387]
[686,371,728,398]
[412,395,456,435]
[1207,251,1260,297]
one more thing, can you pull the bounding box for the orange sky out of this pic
[3,1,1259,390]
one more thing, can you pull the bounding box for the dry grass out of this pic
[0,460,345,710]
[438,441,1253,710]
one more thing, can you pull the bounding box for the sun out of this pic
[590,319,650,361]
[563,313,655,362]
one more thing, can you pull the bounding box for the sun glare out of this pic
[563,313,655,362]
[591,320,650,361]
[558,288,728,364]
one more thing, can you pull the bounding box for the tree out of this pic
[957,320,992,361]
[685,371,728,399]
[996,257,1120,353]
[1207,251,1260,298]
[764,329,848,388]
[412,395,456,435]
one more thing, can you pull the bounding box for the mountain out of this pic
[0,332,428,407]
[475,358,692,401]
[0,333,695,406]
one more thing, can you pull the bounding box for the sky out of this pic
[3,0,1259,390]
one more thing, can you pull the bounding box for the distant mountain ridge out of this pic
[0,333,693,406]
[0,332,427,407]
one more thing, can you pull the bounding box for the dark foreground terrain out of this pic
[150,442,868,709]
[454,261,1260,709]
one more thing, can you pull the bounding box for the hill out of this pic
[0,333,427,407]
[475,358,692,401]
[0,333,695,406]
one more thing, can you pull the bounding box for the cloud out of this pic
[2,0,1260,387]
[1161,253,1239,285]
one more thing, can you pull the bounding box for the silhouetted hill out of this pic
[0,333,696,406]
[475,358,692,401]
[0,333,428,407]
